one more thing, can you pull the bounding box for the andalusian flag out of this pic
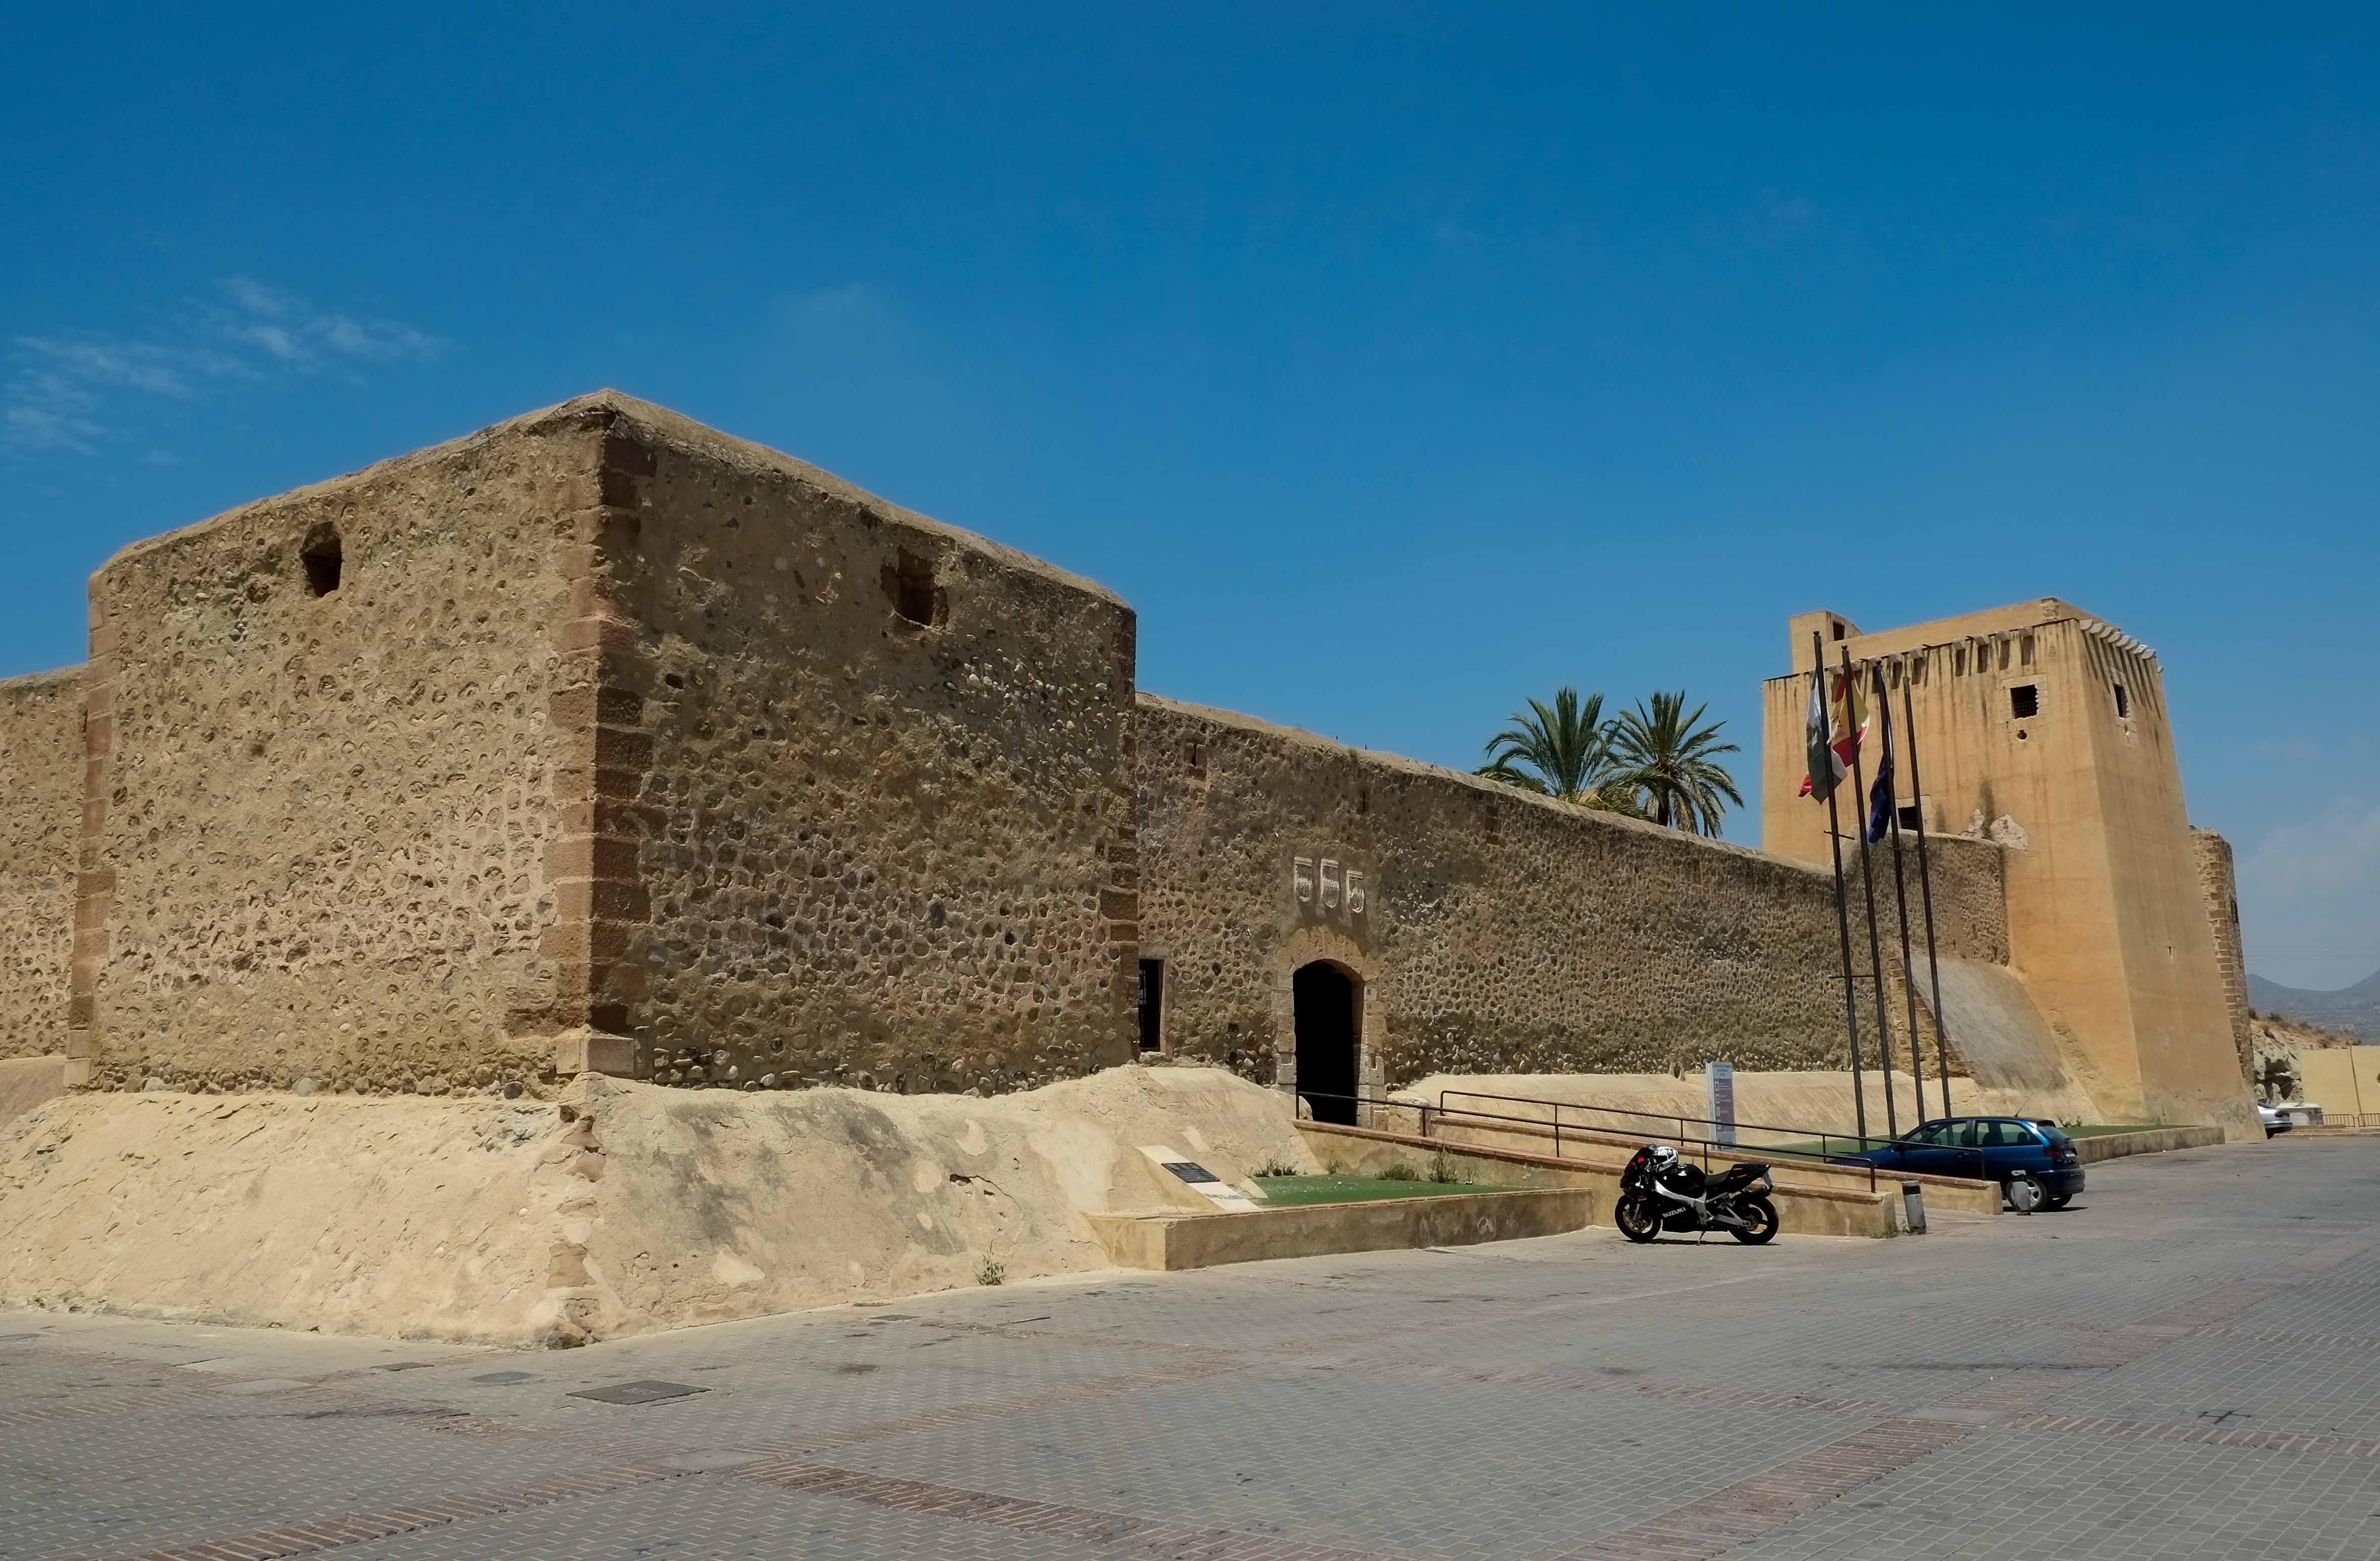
[1799,664,1868,800]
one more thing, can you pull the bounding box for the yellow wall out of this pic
[1762,601,2256,1138]
[2293,1048,2380,1123]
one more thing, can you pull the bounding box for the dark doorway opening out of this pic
[1136,960,1164,1053]
[1293,962,1358,1125]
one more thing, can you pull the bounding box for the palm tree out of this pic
[1476,688,1637,810]
[1609,690,1743,836]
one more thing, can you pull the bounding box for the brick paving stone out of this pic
[4,1133,2379,1561]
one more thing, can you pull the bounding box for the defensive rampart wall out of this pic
[61,393,1138,1099]
[0,668,80,1060]
[1133,695,2013,1096]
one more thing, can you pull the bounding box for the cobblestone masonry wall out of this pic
[1134,696,2010,1090]
[70,409,605,1095]
[585,399,1140,1093]
[0,668,80,1059]
[2191,827,2257,1087]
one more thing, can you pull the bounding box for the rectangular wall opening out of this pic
[2113,681,2130,718]
[2010,684,2039,719]
[1137,959,1165,1052]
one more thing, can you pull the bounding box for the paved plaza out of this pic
[7,1135,2380,1560]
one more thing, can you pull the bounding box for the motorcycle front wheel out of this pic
[1728,1195,1780,1245]
[1615,1195,1662,1243]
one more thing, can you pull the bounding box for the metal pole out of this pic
[1840,645,1899,1144]
[1877,664,1931,1123]
[1901,673,1956,1120]
[1813,633,1871,1146]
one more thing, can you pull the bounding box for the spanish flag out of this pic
[1800,664,1868,801]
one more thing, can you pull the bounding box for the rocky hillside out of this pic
[2250,968,2380,1040]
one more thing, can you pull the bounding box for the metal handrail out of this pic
[1430,1087,1989,1182]
[1289,1086,1883,1193]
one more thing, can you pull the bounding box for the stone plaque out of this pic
[1320,859,1342,910]
[1346,870,1366,917]
[1139,1146,1258,1212]
[1294,856,1314,904]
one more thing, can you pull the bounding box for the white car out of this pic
[2258,1102,2290,1137]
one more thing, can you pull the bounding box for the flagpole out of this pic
[1812,632,1870,1147]
[1840,645,1899,1144]
[1901,671,1955,1119]
[1877,663,1931,1124]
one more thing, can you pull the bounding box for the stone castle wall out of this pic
[71,411,597,1095]
[18,393,2100,1111]
[585,400,1140,1093]
[1133,695,2010,1093]
[2191,827,2256,1086]
[0,668,81,1059]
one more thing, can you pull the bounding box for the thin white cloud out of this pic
[2238,794,2380,989]
[220,275,443,367]
[2,369,103,454]
[3,279,443,457]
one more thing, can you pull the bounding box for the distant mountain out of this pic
[2249,969,2380,1041]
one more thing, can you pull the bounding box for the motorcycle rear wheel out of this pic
[1728,1195,1780,1245]
[1615,1195,1662,1243]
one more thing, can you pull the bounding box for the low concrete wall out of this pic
[1300,1122,1906,1239]
[2070,1125,2224,1163]
[1087,1187,1594,1271]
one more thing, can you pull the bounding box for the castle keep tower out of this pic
[1759,599,2255,1134]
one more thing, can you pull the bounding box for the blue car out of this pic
[1834,1116,2085,1210]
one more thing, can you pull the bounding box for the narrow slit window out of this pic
[2010,684,2039,720]
[882,548,943,627]
[2113,681,2130,719]
[301,524,343,597]
[1136,960,1165,1053]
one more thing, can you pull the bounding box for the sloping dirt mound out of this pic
[0,1063,1311,1345]
[0,1055,64,1125]
[0,1091,574,1342]
[558,1062,1312,1339]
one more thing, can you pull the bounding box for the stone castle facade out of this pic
[1758,602,2258,1134]
[0,394,2257,1135]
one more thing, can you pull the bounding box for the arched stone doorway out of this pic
[1293,961,1360,1125]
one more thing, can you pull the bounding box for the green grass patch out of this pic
[1251,1173,1510,1207]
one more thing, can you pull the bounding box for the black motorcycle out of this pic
[1615,1144,1780,1245]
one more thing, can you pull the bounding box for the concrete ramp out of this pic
[1921,958,2075,1093]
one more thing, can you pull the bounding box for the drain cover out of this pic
[570,1380,708,1406]
[376,1361,435,1372]
[472,1371,537,1385]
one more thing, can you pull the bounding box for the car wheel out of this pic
[2006,1172,2043,1214]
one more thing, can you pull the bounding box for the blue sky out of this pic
[5,6,2375,987]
